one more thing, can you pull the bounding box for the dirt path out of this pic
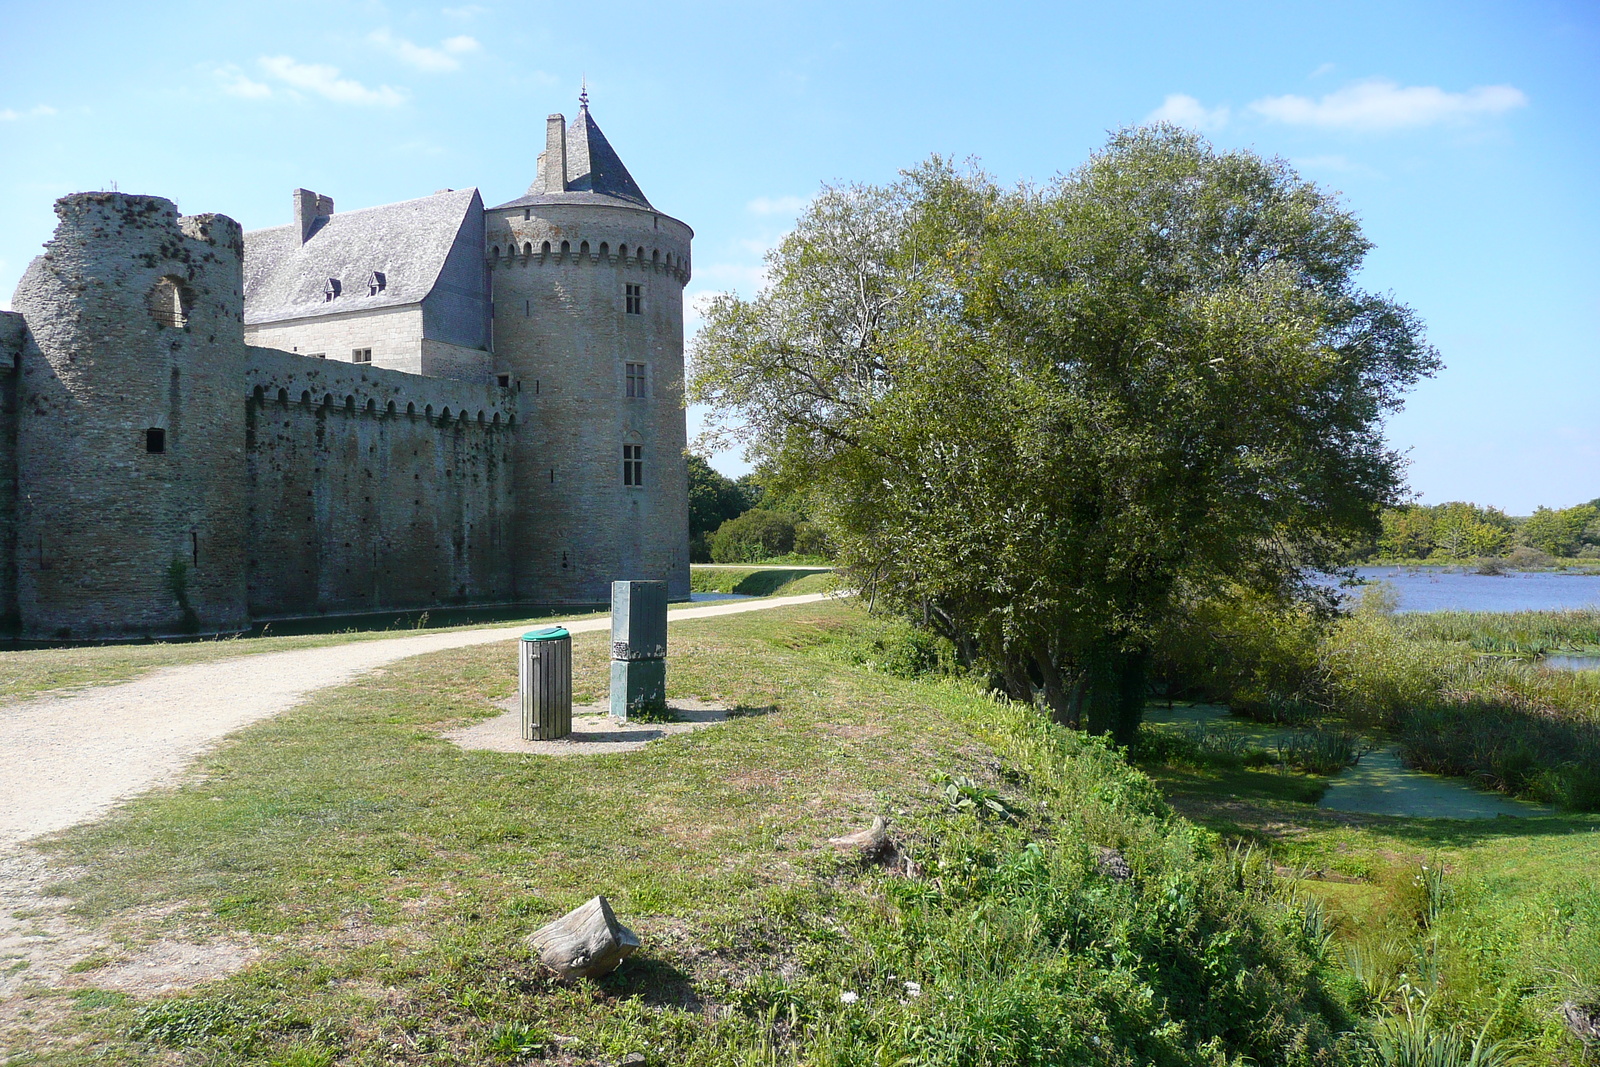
[0,593,837,1018]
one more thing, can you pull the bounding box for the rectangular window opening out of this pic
[625,283,642,315]
[308,352,326,360]
[625,362,647,398]
[623,444,643,487]
[145,427,166,454]
[191,531,199,566]
[497,374,510,388]
[353,348,372,364]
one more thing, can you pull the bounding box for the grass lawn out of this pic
[8,600,1367,1067]
[8,599,1596,1064]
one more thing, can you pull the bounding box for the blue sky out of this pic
[1,0,1594,513]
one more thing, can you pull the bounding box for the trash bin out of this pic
[520,626,572,740]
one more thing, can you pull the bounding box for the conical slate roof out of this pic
[493,104,654,211]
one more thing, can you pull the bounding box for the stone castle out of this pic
[0,98,692,640]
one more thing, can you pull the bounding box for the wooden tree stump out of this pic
[526,895,640,980]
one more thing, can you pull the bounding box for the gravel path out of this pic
[0,591,834,849]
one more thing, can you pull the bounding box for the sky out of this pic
[1,0,1594,514]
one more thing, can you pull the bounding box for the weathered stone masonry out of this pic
[0,98,692,639]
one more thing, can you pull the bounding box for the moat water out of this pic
[1143,704,1554,820]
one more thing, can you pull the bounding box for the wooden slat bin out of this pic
[520,626,572,740]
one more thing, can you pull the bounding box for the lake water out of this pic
[1348,567,1600,614]
[1544,654,1600,672]
[1144,704,1554,820]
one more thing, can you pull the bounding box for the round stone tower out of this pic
[486,98,692,604]
[11,192,249,638]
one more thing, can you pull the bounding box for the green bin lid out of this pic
[521,626,570,642]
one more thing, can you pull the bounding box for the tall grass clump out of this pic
[1393,609,1600,658]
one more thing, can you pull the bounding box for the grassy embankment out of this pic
[688,567,837,598]
[15,600,1356,1066]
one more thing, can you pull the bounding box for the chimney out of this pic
[292,188,334,244]
[541,114,567,194]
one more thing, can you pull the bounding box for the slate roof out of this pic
[493,106,653,212]
[243,188,481,326]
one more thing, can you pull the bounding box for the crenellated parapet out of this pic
[486,234,691,284]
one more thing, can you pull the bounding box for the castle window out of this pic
[308,352,326,359]
[625,283,642,315]
[367,271,386,295]
[323,278,341,301]
[497,374,510,388]
[144,427,166,454]
[353,348,372,364]
[560,240,570,258]
[524,208,531,220]
[542,241,551,256]
[625,362,647,398]
[524,242,532,256]
[147,276,192,328]
[623,443,643,487]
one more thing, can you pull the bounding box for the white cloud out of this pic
[258,56,406,106]
[369,29,480,72]
[1146,93,1230,132]
[746,195,808,216]
[0,104,57,121]
[1250,78,1527,130]
[213,64,273,99]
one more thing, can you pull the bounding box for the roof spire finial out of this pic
[579,77,588,110]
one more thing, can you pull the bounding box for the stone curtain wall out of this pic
[243,346,518,619]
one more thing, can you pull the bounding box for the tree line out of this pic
[687,454,831,563]
[1369,499,1600,562]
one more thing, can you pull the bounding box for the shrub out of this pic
[709,508,800,563]
[792,519,833,560]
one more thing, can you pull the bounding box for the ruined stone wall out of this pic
[0,313,22,627]
[11,194,250,640]
[243,346,519,618]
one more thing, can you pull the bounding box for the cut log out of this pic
[527,895,640,980]
[829,816,891,859]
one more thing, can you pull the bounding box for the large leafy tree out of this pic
[691,128,1439,744]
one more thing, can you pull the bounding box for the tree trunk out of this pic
[1032,648,1077,728]
[526,895,640,980]
[1082,645,1150,749]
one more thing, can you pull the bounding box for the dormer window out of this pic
[323,278,341,301]
[367,271,386,295]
